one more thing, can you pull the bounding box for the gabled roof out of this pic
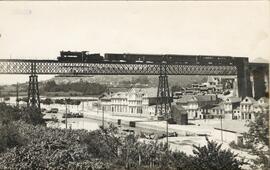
[224,97,241,103]
[176,95,194,104]
[241,96,258,105]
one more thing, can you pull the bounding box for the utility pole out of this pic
[65,99,68,129]
[220,115,223,143]
[166,114,169,150]
[16,82,19,107]
[102,105,104,128]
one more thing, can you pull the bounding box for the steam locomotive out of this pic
[57,51,235,66]
[57,51,103,63]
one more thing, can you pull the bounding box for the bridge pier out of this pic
[235,58,252,98]
[249,63,269,99]
[27,62,40,109]
[155,63,172,119]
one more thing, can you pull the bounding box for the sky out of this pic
[0,1,269,85]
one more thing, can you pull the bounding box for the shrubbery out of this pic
[0,104,246,169]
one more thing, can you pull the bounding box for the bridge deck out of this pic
[0,59,237,75]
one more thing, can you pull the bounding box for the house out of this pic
[100,87,158,117]
[223,97,241,119]
[127,88,143,114]
[239,96,258,120]
[111,92,128,114]
[186,94,219,119]
[208,104,225,118]
[233,106,241,119]
[198,104,216,119]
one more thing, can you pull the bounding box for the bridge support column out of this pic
[155,63,172,119]
[27,62,40,109]
[235,58,252,98]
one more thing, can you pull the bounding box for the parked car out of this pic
[62,113,73,118]
[73,112,84,118]
[47,108,59,113]
[62,112,84,118]
[51,108,59,113]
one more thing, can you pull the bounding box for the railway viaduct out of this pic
[0,56,268,115]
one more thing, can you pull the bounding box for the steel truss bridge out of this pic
[0,59,237,75]
[0,58,263,117]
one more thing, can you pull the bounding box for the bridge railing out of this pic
[0,59,237,75]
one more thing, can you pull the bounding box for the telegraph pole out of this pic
[166,114,169,150]
[16,82,19,107]
[65,99,68,129]
[102,106,105,128]
[220,115,223,143]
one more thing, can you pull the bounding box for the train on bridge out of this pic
[57,51,236,65]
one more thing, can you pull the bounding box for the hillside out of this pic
[0,75,207,96]
[51,75,207,88]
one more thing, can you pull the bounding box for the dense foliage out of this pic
[43,80,107,95]
[0,103,44,125]
[243,112,269,170]
[191,137,245,170]
[0,104,245,169]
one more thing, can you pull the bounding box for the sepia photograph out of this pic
[0,1,269,169]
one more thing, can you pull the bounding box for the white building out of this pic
[100,87,157,117]
[239,96,258,120]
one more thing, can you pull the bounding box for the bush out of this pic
[0,122,26,153]
[191,137,245,170]
[20,107,45,125]
[0,121,110,169]
[0,103,21,124]
[243,112,269,170]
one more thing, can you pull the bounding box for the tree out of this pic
[20,107,45,125]
[0,121,26,153]
[243,112,269,169]
[191,137,244,170]
[0,103,21,124]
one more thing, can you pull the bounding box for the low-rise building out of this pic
[185,94,219,119]
[208,104,225,118]
[239,96,258,120]
[233,106,241,119]
[223,97,241,119]
[100,87,157,117]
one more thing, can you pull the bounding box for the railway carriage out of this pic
[57,51,235,66]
